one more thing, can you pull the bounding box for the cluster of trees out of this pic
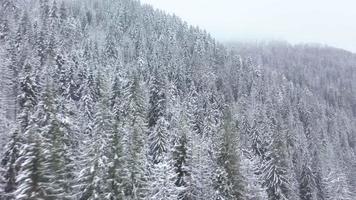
[0,0,355,199]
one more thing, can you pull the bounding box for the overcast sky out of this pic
[140,0,356,53]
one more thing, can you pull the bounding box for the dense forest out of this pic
[0,0,355,199]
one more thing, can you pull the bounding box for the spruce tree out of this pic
[1,130,21,199]
[260,114,290,200]
[214,108,245,200]
[122,72,149,199]
[299,162,315,200]
[172,111,194,200]
[14,62,51,200]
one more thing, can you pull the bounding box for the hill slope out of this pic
[0,0,355,199]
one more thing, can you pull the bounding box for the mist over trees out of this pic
[0,0,355,199]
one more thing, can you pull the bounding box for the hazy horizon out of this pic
[141,0,356,53]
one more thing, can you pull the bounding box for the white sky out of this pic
[140,0,356,53]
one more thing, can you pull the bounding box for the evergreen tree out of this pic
[148,67,167,128]
[172,111,194,200]
[14,126,49,200]
[122,72,149,199]
[13,62,50,199]
[299,162,315,200]
[149,155,178,200]
[39,79,75,199]
[260,112,291,200]
[214,108,245,200]
[1,130,21,199]
[241,152,268,200]
[149,116,169,164]
[104,90,126,200]
[76,74,111,200]
[190,133,215,200]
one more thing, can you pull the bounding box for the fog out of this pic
[140,0,356,53]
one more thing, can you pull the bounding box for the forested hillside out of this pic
[0,0,355,199]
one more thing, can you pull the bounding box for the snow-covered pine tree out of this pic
[260,106,291,200]
[240,150,268,200]
[148,66,167,129]
[38,77,75,199]
[172,109,194,200]
[148,154,178,200]
[121,72,150,199]
[78,65,96,137]
[1,130,21,199]
[148,106,178,199]
[149,115,169,164]
[179,85,215,199]
[299,158,316,200]
[105,118,126,200]
[213,108,245,200]
[190,130,215,200]
[186,83,204,136]
[146,64,178,199]
[13,59,52,200]
[0,13,36,198]
[250,104,269,160]
[75,73,112,200]
[104,85,126,200]
[14,126,48,200]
